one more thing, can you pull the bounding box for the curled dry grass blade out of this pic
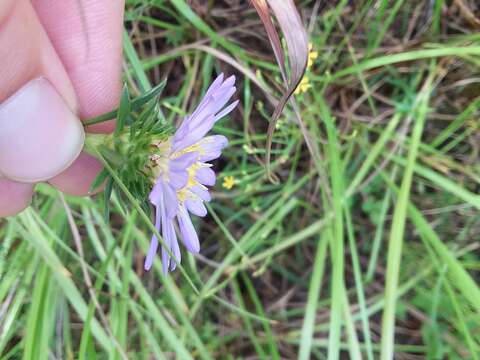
[251,0,309,178]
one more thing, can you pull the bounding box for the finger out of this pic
[0,0,77,109]
[0,0,16,24]
[0,0,84,214]
[0,177,34,217]
[47,152,103,196]
[33,0,124,196]
[32,0,125,133]
[0,78,84,183]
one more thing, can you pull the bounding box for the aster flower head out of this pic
[145,74,238,273]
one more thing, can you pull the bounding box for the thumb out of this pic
[0,78,85,183]
[0,0,84,215]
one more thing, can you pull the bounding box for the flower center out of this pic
[149,136,213,206]
[149,139,171,178]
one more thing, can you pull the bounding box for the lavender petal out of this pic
[160,200,172,274]
[144,204,162,270]
[210,86,236,115]
[188,73,225,120]
[190,185,211,202]
[185,198,208,217]
[198,135,228,162]
[177,206,200,253]
[148,179,164,205]
[163,183,179,219]
[170,230,181,271]
[204,73,225,99]
[195,167,216,186]
[144,235,158,271]
[214,100,239,122]
[172,115,216,152]
[169,151,198,171]
[169,169,189,190]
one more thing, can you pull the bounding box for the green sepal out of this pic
[115,85,131,136]
[89,168,110,193]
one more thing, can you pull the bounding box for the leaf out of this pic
[130,98,157,138]
[408,203,480,312]
[103,177,114,223]
[250,0,286,81]
[132,78,167,109]
[17,211,113,353]
[298,233,329,360]
[89,168,110,194]
[115,85,131,136]
[83,79,167,127]
[380,80,431,359]
[252,0,308,87]
[266,1,309,86]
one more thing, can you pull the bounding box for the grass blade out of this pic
[380,76,431,359]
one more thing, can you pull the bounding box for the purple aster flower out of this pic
[145,73,238,273]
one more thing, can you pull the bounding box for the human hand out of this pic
[0,0,124,216]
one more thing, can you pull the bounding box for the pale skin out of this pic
[0,0,125,216]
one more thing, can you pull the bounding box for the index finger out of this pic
[33,0,125,195]
[32,0,125,133]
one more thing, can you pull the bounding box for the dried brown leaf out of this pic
[251,0,310,179]
[250,0,287,81]
[266,0,309,89]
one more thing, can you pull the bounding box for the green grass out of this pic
[1,0,480,359]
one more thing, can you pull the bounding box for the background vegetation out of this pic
[1,0,480,358]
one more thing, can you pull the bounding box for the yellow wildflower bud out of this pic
[307,42,318,69]
[294,77,312,95]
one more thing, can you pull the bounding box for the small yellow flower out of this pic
[294,77,311,95]
[222,176,235,190]
[307,42,318,69]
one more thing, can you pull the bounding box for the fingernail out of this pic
[0,77,85,183]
